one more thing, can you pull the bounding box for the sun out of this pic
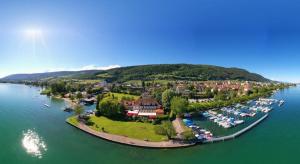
[24,29,42,39]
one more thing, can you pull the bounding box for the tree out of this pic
[204,88,214,98]
[167,82,173,89]
[214,91,227,101]
[76,92,83,99]
[229,90,237,99]
[152,89,162,103]
[142,80,145,89]
[74,105,84,115]
[98,97,125,119]
[162,89,175,113]
[154,121,176,139]
[50,81,67,95]
[181,129,196,141]
[96,94,103,110]
[170,97,189,116]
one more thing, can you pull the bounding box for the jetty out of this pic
[203,114,268,143]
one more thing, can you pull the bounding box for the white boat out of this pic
[234,120,244,125]
[44,104,50,107]
[279,100,285,106]
[209,116,217,120]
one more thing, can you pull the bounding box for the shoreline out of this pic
[52,96,79,108]
[66,113,270,148]
[66,118,196,148]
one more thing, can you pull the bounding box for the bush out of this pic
[154,121,176,139]
[41,89,51,96]
[152,119,161,125]
[154,126,166,135]
[156,115,169,121]
[85,120,94,126]
[181,129,196,141]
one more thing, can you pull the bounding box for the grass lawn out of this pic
[67,116,79,126]
[77,79,102,84]
[88,115,168,142]
[125,80,173,86]
[104,92,139,101]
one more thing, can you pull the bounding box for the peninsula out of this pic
[0,64,294,148]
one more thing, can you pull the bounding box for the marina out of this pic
[183,97,284,142]
[203,114,268,143]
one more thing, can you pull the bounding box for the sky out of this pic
[0,0,300,82]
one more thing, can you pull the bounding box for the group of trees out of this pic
[170,97,189,116]
[95,95,126,120]
[40,80,99,97]
[154,121,176,139]
[161,89,189,118]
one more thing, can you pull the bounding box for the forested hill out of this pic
[0,64,270,82]
[97,64,270,82]
[0,70,100,82]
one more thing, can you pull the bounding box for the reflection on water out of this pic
[22,129,47,159]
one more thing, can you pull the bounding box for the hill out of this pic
[0,70,101,82]
[98,64,269,82]
[0,64,270,82]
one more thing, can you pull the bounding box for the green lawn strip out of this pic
[89,116,168,142]
[67,116,79,126]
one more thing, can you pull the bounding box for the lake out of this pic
[0,83,299,164]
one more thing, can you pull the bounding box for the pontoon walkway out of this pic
[203,114,268,143]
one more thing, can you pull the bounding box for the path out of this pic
[172,118,185,138]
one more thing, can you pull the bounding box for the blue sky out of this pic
[0,0,299,82]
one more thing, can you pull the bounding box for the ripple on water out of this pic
[22,129,47,159]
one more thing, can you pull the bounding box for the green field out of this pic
[77,79,102,84]
[104,92,139,101]
[67,116,79,126]
[89,116,168,142]
[125,80,173,86]
[68,115,168,142]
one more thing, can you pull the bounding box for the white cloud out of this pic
[79,65,121,71]
[43,64,121,72]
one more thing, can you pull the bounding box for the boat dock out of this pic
[203,114,269,143]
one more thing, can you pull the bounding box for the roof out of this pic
[134,97,160,106]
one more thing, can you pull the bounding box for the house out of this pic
[125,95,164,118]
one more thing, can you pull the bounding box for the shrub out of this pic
[154,126,166,135]
[181,129,195,141]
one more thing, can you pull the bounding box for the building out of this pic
[124,95,164,119]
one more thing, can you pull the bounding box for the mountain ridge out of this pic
[0,64,270,82]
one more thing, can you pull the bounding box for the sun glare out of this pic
[24,29,42,38]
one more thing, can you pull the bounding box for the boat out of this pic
[64,107,73,112]
[44,104,50,107]
[234,120,244,125]
[279,100,285,106]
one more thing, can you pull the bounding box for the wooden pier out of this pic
[203,114,269,143]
